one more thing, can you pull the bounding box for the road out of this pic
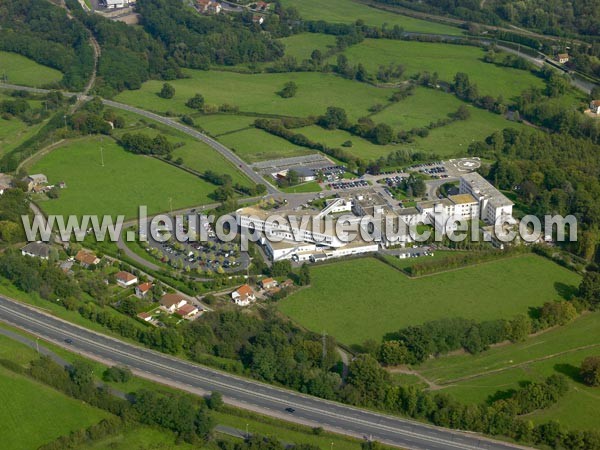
[0,83,279,195]
[0,296,531,450]
[101,99,280,194]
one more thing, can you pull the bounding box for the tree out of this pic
[508,315,532,342]
[579,272,600,309]
[159,83,175,99]
[581,356,600,387]
[207,391,224,410]
[370,123,394,145]
[103,365,132,383]
[271,260,292,277]
[186,93,205,110]
[278,81,298,98]
[378,340,409,366]
[297,263,310,286]
[319,107,348,130]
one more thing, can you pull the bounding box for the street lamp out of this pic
[245,423,249,438]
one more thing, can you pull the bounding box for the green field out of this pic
[280,0,463,35]
[193,114,256,136]
[279,255,581,346]
[338,40,545,99]
[296,88,526,159]
[278,33,338,61]
[403,104,527,156]
[115,70,394,121]
[0,366,109,449]
[0,51,63,87]
[0,115,46,156]
[297,125,398,160]
[219,128,315,163]
[30,137,220,218]
[414,312,600,429]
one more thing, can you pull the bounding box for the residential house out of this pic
[556,53,569,64]
[196,0,221,14]
[22,174,48,192]
[115,271,138,288]
[21,242,51,260]
[280,279,294,289]
[160,293,188,313]
[260,277,278,290]
[176,303,199,319]
[590,100,600,114]
[252,14,265,24]
[137,312,154,322]
[231,284,256,306]
[135,282,153,299]
[75,250,101,268]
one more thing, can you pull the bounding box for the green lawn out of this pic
[115,70,393,121]
[30,137,219,218]
[83,426,199,449]
[219,128,315,163]
[0,366,109,450]
[281,181,323,193]
[279,255,581,346]
[280,0,463,35]
[338,40,545,99]
[278,33,338,61]
[0,51,62,87]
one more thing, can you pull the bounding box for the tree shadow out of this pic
[554,282,578,300]
[486,388,517,404]
[554,363,582,383]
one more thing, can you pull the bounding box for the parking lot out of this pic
[328,179,369,190]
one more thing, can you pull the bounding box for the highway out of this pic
[0,296,530,450]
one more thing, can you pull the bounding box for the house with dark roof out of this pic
[21,242,51,260]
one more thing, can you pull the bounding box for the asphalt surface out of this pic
[0,296,530,450]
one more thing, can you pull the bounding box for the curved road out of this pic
[0,296,530,450]
[0,84,278,195]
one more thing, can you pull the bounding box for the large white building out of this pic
[459,172,514,224]
[236,202,379,262]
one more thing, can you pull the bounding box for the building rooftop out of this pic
[460,172,513,207]
[448,193,478,205]
[21,242,51,258]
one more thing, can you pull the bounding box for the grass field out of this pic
[108,108,252,187]
[115,70,394,121]
[279,255,581,346]
[413,312,600,429]
[193,114,256,136]
[0,115,46,156]
[281,180,323,193]
[280,0,463,35]
[278,33,338,61]
[218,128,315,163]
[296,88,527,159]
[30,137,219,218]
[0,366,109,449]
[338,40,545,99]
[402,104,527,156]
[0,51,62,87]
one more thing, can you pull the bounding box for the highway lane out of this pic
[0,296,530,450]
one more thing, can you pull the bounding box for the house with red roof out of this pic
[116,271,138,288]
[231,284,256,306]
